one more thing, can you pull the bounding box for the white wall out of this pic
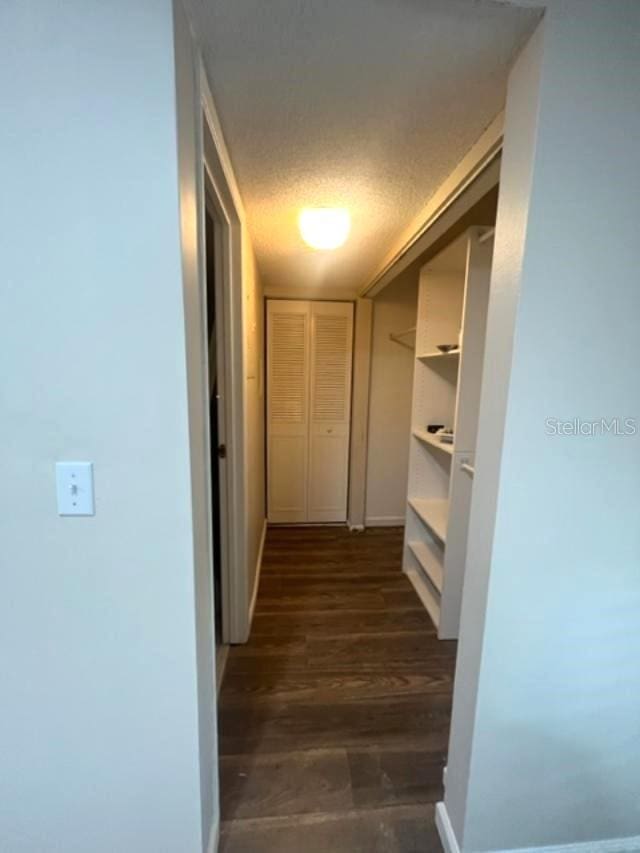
[0,1,221,850]
[365,266,419,525]
[443,4,640,851]
[243,240,266,614]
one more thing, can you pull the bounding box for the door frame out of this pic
[203,186,231,653]
[199,61,247,644]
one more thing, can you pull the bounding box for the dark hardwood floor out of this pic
[218,526,457,853]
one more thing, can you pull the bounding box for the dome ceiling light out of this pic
[298,207,351,250]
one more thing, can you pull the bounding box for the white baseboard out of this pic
[435,801,640,853]
[248,518,267,629]
[436,802,461,853]
[364,515,405,527]
[495,838,640,853]
[207,818,219,853]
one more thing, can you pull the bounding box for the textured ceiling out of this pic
[191,0,540,295]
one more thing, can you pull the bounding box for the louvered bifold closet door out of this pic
[308,302,354,522]
[267,300,310,523]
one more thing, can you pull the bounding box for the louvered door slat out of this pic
[312,314,350,422]
[271,314,307,423]
[308,302,354,522]
[267,301,310,523]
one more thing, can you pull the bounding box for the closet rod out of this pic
[478,227,495,244]
[389,326,416,350]
[461,462,475,478]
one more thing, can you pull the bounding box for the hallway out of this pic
[218,526,457,852]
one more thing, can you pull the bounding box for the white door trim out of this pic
[199,60,248,643]
[348,298,373,529]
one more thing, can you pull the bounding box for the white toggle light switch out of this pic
[56,462,95,516]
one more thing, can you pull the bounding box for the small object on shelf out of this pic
[436,344,459,353]
[434,426,454,444]
[427,424,444,434]
[413,429,454,456]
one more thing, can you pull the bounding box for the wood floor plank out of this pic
[249,608,436,637]
[220,669,454,705]
[254,590,387,613]
[219,803,443,853]
[306,633,457,670]
[220,749,352,821]
[347,747,445,809]
[218,526,454,852]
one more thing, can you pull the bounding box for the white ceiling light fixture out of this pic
[298,207,351,250]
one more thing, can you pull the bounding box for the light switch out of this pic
[56,462,95,516]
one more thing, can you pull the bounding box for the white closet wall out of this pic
[366,271,419,526]
[267,300,354,523]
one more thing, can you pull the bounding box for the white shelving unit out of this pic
[403,228,493,639]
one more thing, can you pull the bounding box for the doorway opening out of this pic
[200,80,251,649]
[217,181,499,849]
[204,200,226,674]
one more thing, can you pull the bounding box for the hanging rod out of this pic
[389,326,416,350]
[478,227,495,244]
[461,462,475,478]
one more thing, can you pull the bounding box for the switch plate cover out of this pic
[56,462,95,516]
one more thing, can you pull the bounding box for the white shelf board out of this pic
[412,428,454,456]
[408,540,444,593]
[416,350,460,361]
[408,497,449,543]
[406,568,440,629]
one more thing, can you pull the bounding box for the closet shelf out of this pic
[417,350,460,361]
[408,540,443,593]
[408,498,449,543]
[406,569,441,628]
[412,428,454,456]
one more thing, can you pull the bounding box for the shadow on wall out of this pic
[465,721,629,850]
